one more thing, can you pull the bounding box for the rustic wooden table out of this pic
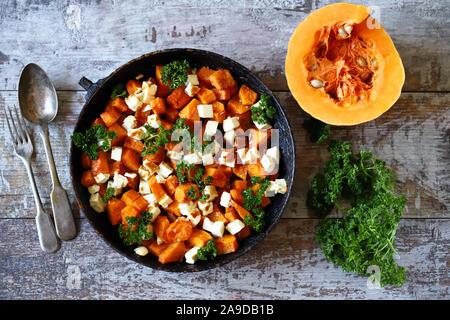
[0,0,448,300]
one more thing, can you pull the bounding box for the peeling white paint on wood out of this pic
[0,0,448,91]
[0,218,448,299]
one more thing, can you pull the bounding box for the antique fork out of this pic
[4,105,60,253]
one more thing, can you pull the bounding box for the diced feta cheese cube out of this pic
[147,205,161,222]
[122,115,137,131]
[254,121,272,130]
[203,139,221,155]
[142,84,157,104]
[142,160,159,175]
[158,161,173,178]
[167,150,184,162]
[185,82,199,97]
[155,174,166,184]
[89,193,106,213]
[139,180,151,195]
[204,120,219,137]
[243,147,259,165]
[183,153,202,165]
[203,186,218,201]
[197,104,213,118]
[226,219,245,235]
[187,212,201,227]
[264,181,277,198]
[124,172,137,179]
[212,221,225,237]
[143,193,158,206]
[94,172,110,184]
[266,146,280,164]
[158,194,173,208]
[111,172,128,189]
[223,117,240,132]
[111,146,123,162]
[198,201,213,216]
[185,246,200,264]
[134,246,149,256]
[220,191,231,208]
[187,74,199,86]
[127,127,147,140]
[125,95,143,112]
[274,179,288,194]
[88,184,100,195]
[179,201,197,216]
[261,154,276,173]
[107,181,122,196]
[219,150,235,168]
[202,153,214,166]
[156,236,163,245]
[236,148,246,164]
[147,114,161,129]
[224,130,236,147]
[139,166,151,181]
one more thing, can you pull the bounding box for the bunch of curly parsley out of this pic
[304,118,406,287]
[71,124,118,160]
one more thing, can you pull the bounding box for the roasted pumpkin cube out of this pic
[81,170,95,187]
[149,97,167,115]
[148,241,169,256]
[158,241,186,264]
[166,218,193,243]
[209,69,236,90]
[216,234,238,255]
[155,65,170,97]
[91,150,110,177]
[227,95,250,114]
[196,87,216,104]
[107,198,126,226]
[188,228,213,247]
[123,136,144,153]
[178,98,201,121]
[121,148,141,172]
[154,215,170,243]
[238,84,258,105]
[167,86,191,109]
[125,80,142,95]
[121,189,141,206]
[107,97,129,113]
[108,123,127,146]
[212,101,227,123]
[197,66,215,86]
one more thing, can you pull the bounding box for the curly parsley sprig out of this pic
[251,94,276,125]
[197,239,218,261]
[304,118,406,287]
[71,124,118,160]
[161,60,190,90]
[118,211,154,246]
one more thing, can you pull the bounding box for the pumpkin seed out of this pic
[344,25,353,34]
[310,79,324,88]
[338,28,348,37]
[357,57,367,67]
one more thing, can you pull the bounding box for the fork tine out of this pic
[13,106,27,143]
[4,106,18,145]
[15,105,31,143]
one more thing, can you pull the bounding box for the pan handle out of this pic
[78,76,106,101]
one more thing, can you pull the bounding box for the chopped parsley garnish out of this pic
[71,124,118,160]
[118,211,154,246]
[242,177,271,232]
[161,60,190,90]
[304,120,406,287]
[251,94,276,125]
[197,239,218,261]
[141,124,172,156]
[102,187,115,202]
[175,160,213,200]
[110,83,129,100]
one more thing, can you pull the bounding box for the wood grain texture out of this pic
[0,218,448,299]
[0,0,448,91]
[0,91,448,219]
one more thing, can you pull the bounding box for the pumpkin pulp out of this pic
[306,21,379,107]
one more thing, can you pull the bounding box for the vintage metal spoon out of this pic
[18,63,77,241]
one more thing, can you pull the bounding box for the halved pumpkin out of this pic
[285,3,404,125]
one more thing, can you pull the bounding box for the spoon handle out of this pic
[23,160,60,253]
[39,124,77,241]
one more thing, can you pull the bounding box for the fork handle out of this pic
[39,124,77,241]
[23,161,60,253]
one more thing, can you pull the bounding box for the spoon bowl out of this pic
[18,63,58,124]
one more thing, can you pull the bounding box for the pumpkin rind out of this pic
[285,3,405,125]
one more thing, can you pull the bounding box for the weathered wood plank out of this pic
[0,0,448,91]
[0,218,448,299]
[0,91,448,218]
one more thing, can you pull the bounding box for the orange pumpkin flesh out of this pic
[285,3,405,125]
